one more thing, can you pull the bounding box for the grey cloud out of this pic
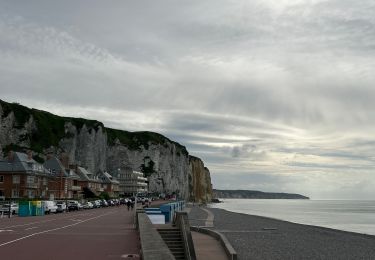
[1,0,375,199]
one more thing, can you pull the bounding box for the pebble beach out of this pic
[188,206,375,260]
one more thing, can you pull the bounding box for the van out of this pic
[44,200,58,214]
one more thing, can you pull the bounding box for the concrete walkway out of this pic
[192,231,229,260]
[185,205,230,260]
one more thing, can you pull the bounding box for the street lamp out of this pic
[8,162,14,219]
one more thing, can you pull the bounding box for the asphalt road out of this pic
[0,206,140,260]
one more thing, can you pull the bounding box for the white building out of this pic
[116,169,148,195]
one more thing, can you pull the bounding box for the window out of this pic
[0,190,4,196]
[12,175,20,184]
[0,175,4,183]
[43,177,47,186]
[27,176,35,184]
[12,189,19,198]
[27,190,35,199]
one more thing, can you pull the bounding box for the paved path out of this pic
[0,206,140,259]
[185,205,229,260]
[192,231,228,260]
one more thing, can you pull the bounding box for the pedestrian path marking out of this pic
[25,227,38,231]
[201,208,214,227]
[0,229,13,232]
[0,211,114,248]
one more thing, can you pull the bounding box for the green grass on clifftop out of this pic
[106,128,188,155]
[1,99,188,155]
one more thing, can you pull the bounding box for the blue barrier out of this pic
[158,201,185,223]
[145,208,162,212]
[146,211,162,215]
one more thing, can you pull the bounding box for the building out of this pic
[75,166,104,196]
[116,168,148,196]
[0,151,122,200]
[43,156,81,199]
[0,151,49,199]
[98,171,120,198]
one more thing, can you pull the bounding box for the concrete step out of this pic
[164,240,183,244]
[157,228,186,259]
[162,237,182,241]
[161,234,181,238]
[170,249,184,253]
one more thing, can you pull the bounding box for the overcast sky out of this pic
[1,0,375,199]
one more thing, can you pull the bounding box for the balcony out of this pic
[70,185,81,191]
[25,183,39,189]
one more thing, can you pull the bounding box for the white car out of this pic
[56,202,67,213]
[83,202,93,209]
[44,200,58,214]
[1,203,19,215]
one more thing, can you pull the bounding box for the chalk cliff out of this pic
[0,99,213,202]
[189,156,213,203]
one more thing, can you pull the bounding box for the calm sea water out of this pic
[210,199,375,236]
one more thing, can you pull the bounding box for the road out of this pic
[0,206,140,259]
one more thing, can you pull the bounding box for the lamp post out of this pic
[8,162,13,219]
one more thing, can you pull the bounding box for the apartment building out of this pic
[116,168,148,196]
[0,151,49,199]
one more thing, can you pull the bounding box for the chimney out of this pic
[27,150,33,161]
[8,151,14,162]
[60,153,70,169]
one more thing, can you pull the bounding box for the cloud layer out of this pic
[1,0,375,199]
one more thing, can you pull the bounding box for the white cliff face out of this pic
[0,104,36,159]
[107,142,190,200]
[58,123,191,200]
[59,123,107,174]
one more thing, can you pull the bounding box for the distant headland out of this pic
[213,189,309,200]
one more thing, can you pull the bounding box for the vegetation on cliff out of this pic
[0,99,188,156]
[106,127,188,155]
[213,189,309,199]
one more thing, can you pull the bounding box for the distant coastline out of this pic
[213,189,309,199]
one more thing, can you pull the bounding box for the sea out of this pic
[210,199,375,236]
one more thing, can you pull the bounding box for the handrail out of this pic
[175,211,197,260]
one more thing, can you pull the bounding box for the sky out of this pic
[1,0,375,199]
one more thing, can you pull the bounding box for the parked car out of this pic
[56,202,67,213]
[44,201,58,214]
[83,202,93,209]
[67,201,80,211]
[100,200,108,207]
[1,203,19,215]
[93,200,101,208]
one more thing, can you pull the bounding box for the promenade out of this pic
[0,206,140,259]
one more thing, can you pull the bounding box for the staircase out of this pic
[158,228,186,260]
